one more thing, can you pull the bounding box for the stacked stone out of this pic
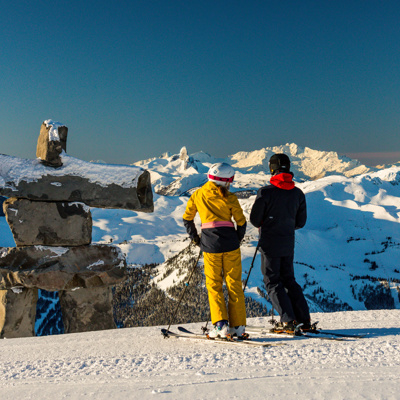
[0,121,153,338]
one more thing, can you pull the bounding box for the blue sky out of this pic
[1,0,400,165]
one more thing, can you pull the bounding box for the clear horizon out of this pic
[1,1,399,165]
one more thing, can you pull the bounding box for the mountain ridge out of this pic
[134,143,377,196]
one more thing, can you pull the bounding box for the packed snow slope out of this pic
[1,310,400,399]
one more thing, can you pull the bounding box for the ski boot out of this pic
[229,325,249,340]
[270,320,300,335]
[300,320,319,333]
[207,320,230,339]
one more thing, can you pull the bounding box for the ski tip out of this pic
[161,328,171,338]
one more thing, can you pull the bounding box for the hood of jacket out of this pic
[270,172,295,190]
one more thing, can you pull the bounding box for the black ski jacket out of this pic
[250,173,307,257]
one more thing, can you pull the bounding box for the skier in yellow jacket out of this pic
[183,163,247,338]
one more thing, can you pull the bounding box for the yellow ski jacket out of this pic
[183,181,246,253]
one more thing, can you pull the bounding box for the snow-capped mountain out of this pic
[99,143,400,325]
[134,143,375,196]
[376,161,400,169]
[141,161,400,324]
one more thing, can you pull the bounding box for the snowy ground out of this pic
[1,310,400,400]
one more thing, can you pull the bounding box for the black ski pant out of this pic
[260,251,310,323]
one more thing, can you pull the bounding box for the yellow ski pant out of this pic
[203,248,246,327]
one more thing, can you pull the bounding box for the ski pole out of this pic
[242,243,260,292]
[163,248,202,337]
[268,299,276,326]
[244,244,276,324]
[241,243,277,325]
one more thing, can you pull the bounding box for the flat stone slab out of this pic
[0,288,38,338]
[4,198,92,246]
[0,245,127,291]
[0,153,153,212]
[59,287,115,333]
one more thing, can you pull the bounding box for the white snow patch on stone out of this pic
[87,260,105,270]
[69,202,90,213]
[44,119,65,141]
[34,246,69,257]
[0,153,144,188]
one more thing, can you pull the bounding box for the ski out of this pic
[162,328,261,347]
[161,328,284,347]
[297,332,345,341]
[247,322,365,339]
[304,329,366,339]
[246,325,344,341]
[299,321,366,338]
[246,325,360,341]
[162,328,258,347]
[178,326,287,347]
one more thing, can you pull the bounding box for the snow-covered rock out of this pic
[0,153,153,211]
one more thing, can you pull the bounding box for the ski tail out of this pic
[161,328,176,338]
[301,321,366,338]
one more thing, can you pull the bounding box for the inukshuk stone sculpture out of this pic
[0,120,153,338]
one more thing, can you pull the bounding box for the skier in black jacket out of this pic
[250,153,311,334]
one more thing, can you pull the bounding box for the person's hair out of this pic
[218,185,229,198]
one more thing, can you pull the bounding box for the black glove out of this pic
[192,235,200,246]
